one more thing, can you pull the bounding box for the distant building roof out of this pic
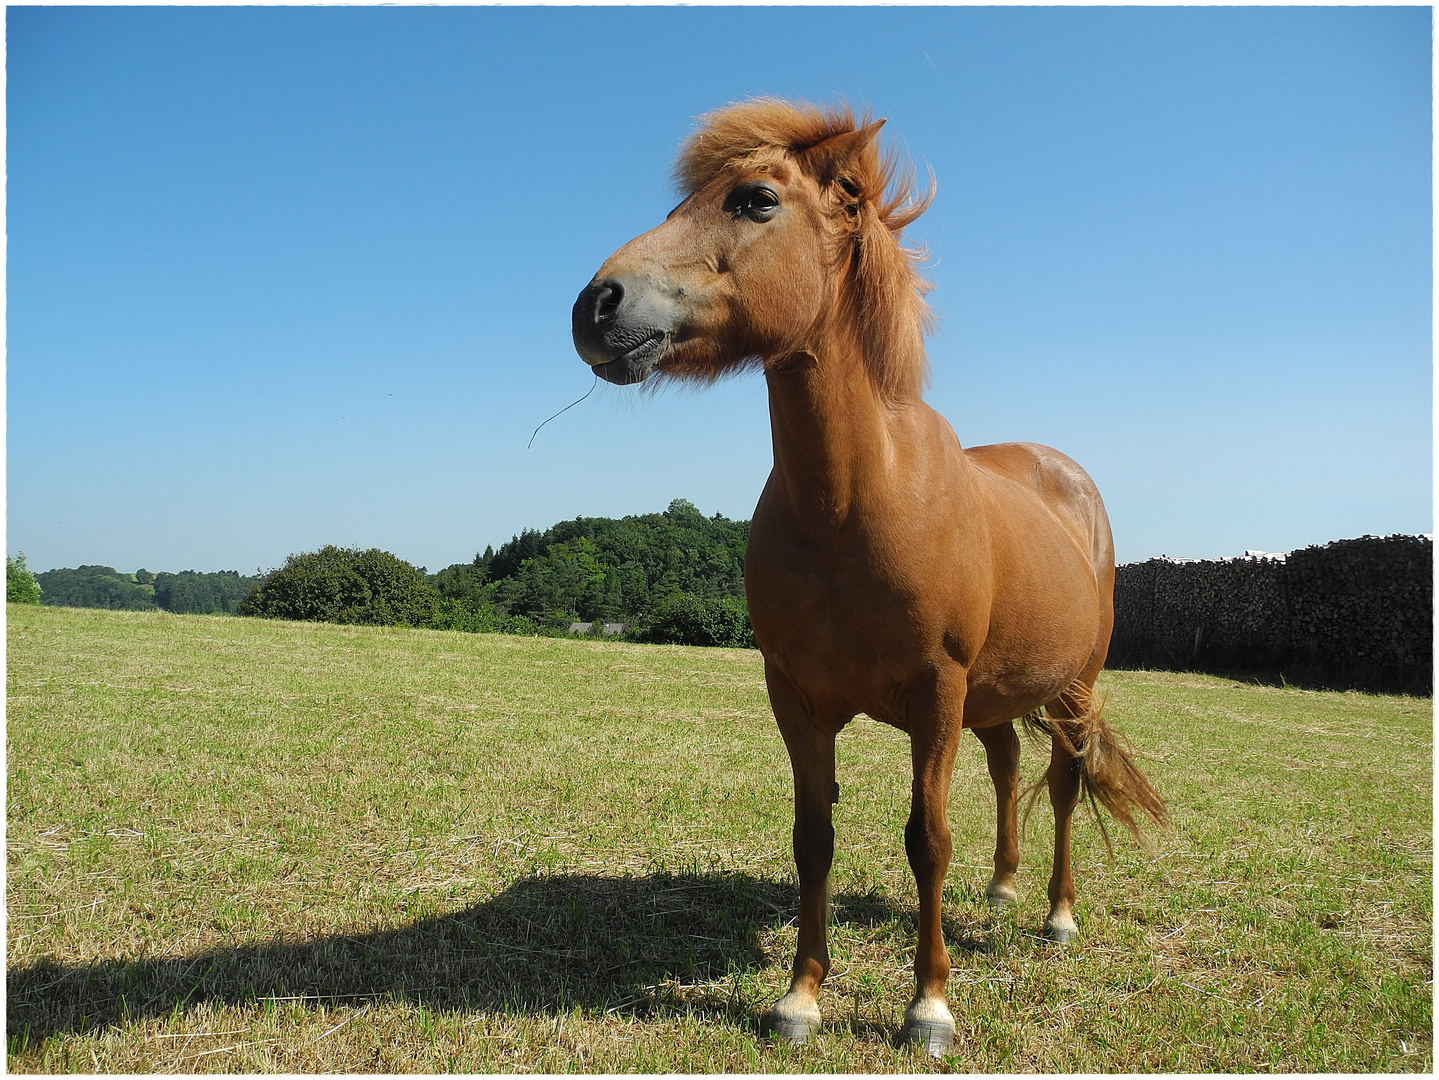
[569,621,626,636]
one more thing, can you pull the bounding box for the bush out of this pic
[239,546,443,627]
[7,553,41,604]
[641,592,755,648]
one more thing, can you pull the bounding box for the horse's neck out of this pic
[764,343,937,533]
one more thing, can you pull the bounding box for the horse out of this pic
[570,98,1166,1057]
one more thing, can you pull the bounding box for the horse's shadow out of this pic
[8,870,988,1044]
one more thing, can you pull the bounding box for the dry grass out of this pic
[6,603,1432,1071]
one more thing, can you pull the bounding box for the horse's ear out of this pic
[801,119,886,189]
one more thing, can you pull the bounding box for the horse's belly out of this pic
[748,528,1104,728]
[960,549,1107,725]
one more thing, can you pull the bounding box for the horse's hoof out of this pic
[767,1015,819,1045]
[900,999,955,1059]
[986,883,1017,911]
[763,995,821,1045]
[900,1018,955,1058]
[1043,910,1077,944]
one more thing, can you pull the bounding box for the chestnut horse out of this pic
[571,99,1165,1057]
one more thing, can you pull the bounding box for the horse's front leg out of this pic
[763,663,840,1044]
[900,679,965,1057]
[972,721,1021,908]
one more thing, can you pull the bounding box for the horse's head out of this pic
[572,100,933,394]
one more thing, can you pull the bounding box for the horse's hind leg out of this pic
[972,722,1020,909]
[1035,674,1168,944]
[1040,688,1088,943]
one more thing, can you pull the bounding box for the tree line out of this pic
[240,499,753,647]
[10,559,261,616]
[9,499,758,647]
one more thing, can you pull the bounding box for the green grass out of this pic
[6,603,1432,1072]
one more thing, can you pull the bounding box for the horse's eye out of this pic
[728,185,780,222]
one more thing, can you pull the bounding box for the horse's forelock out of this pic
[673,98,857,196]
[673,98,929,231]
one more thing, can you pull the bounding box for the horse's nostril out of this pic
[592,278,621,320]
[591,279,624,325]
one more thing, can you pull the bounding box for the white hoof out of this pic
[764,992,821,1045]
[900,996,955,1058]
[986,881,1018,910]
[1043,910,1078,944]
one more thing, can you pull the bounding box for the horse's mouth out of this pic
[595,330,667,385]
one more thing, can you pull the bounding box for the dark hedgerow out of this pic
[239,546,443,628]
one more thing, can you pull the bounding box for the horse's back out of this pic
[964,441,1114,581]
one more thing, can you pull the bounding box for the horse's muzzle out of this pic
[571,276,675,385]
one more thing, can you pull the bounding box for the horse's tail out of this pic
[1020,682,1167,855]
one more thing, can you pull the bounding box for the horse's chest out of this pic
[745,534,967,711]
[750,559,875,644]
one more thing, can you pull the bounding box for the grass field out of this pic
[6,603,1432,1072]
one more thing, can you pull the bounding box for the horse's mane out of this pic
[675,99,935,399]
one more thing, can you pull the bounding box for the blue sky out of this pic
[7,5,1432,574]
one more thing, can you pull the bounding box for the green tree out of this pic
[446,500,751,634]
[7,553,41,604]
[239,546,443,627]
[430,558,492,609]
